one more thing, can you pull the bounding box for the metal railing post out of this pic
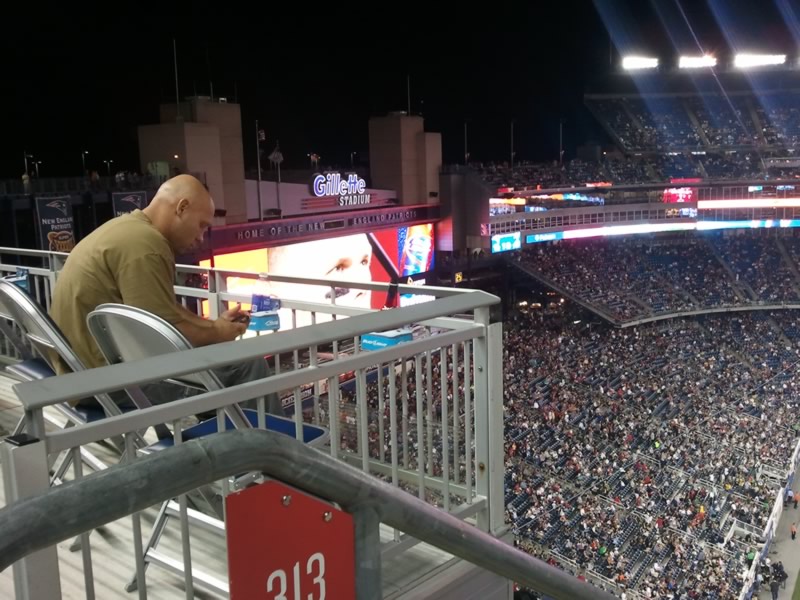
[486,321,505,535]
[472,307,491,532]
[208,268,223,319]
[1,435,62,600]
[352,505,382,600]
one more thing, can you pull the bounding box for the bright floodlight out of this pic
[734,53,787,68]
[622,56,659,70]
[679,55,717,69]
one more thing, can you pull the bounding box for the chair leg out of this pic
[125,500,171,593]
[50,450,74,486]
[11,414,25,436]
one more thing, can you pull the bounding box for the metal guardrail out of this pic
[0,244,514,597]
[0,429,615,600]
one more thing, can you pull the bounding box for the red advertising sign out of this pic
[226,480,356,599]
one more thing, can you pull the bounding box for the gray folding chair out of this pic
[0,281,147,481]
[87,303,329,595]
[0,277,35,362]
[86,302,252,428]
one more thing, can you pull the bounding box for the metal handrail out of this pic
[0,429,614,600]
[14,290,497,411]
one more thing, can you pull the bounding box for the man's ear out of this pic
[176,198,190,215]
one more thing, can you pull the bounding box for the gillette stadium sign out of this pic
[312,172,372,207]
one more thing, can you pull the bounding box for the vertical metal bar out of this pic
[415,354,425,500]
[388,361,400,542]
[43,277,51,311]
[293,385,303,441]
[25,409,47,444]
[377,362,385,463]
[172,420,194,599]
[486,321,505,534]
[388,361,399,487]
[217,409,230,499]
[473,308,491,532]
[1,437,62,600]
[257,396,266,430]
[401,359,409,469]
[426,350,434,478]
[33,276,43,308]
[452,343,460,486]
[330,337,340,459]
[328,375,339,459]
[357,367,369,472]
[352,506,382,600]
[464,340,473,503]
[440,347,450,512]
[310,312,321,424]
[72,446,96,600]
[125,433,148,600]
[292,322,302,440]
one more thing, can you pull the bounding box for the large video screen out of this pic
[200,223,435,329]
[491,231,521,253]
[663,187,695,203]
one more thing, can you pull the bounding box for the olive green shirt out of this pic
[49,210,185,372]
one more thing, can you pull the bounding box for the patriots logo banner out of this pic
[45,199,69,215]
[112,190,148,217]
[35,196,75,253]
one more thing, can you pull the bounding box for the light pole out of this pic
[256,120,263,219]
[34,161,41,178]
[350,151,357,168]
[82,150,89,174]
[103,159,114,176]
[510,120,515,170]
[24,151,34,175]
[464,120,469,166]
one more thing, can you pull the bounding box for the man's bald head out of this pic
[144,175,215,254]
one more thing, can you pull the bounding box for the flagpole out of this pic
[255,119,262,220]
[276,140,282,215]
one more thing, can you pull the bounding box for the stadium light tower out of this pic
[734,53,786,68]
[622,56,659,70]
[679,55,717,69]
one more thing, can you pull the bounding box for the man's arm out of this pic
[117,253,246,347]
[176,302,213,326]
[175,314,244,347]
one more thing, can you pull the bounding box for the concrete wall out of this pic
[183,123,224,211]
[137,123,188,178]
[439,170,491,252]
[369,114,440,207]
[419,132,442,203]
[154,98,247,223]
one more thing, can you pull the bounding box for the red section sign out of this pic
[226,480,356,599]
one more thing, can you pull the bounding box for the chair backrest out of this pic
[0,280,83,372]
[87,304,251,428]
[0,282,17,322]
[0,280,126,420]
[86,303,224,391]
[0,281,33,359]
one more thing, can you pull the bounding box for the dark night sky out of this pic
[1,1,798,178]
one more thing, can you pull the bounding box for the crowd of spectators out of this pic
[516,233,800,322]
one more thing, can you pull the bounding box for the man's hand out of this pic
[221,303,251,326]
[213,316,247,342]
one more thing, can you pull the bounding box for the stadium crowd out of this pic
[516,233,800,322]
[502,303,800,599]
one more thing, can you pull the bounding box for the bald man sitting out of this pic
[50,174,282,414]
